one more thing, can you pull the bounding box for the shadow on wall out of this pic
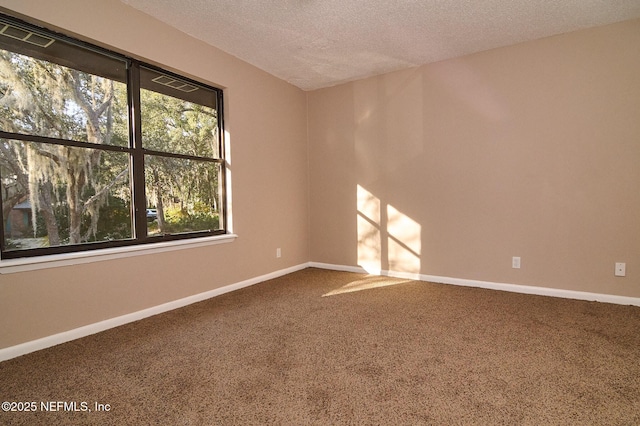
[323,185,420,297]
[348,61,506,282]
[349,70,425,278]
[356,184,421,276]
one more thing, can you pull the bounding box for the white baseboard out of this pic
[4,261,639,362]
[309,262,640,307]
[0,263,308,362]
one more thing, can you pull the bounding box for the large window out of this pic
[0,14,225,259]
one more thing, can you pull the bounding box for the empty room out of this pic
[1,0,639,424]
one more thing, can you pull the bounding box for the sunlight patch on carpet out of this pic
[323,276,413,297]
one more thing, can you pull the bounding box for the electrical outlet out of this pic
[615,262,626,277]
[276,248,281,258]
[512,257,521,269]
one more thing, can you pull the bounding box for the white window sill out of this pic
[0,233,238,274]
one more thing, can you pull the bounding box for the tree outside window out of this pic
[0,15,225,258]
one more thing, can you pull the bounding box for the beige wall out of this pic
[308,19,640,297]
[0,0,309,348]
[1,2,639,352]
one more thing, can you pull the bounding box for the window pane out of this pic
[0,14,225,259]
[140,67,219,158]
[1,139,132,251]
[144,155,221,236]
[0,44,129,146]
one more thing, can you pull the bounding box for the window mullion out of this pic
[128,61,147,239]
[217,92,227,231]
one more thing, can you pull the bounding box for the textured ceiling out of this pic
[121,0,640,91]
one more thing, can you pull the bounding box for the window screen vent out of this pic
[152,74,199,92]
[0,24,55,47]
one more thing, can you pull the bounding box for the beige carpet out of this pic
[1,268,639,425]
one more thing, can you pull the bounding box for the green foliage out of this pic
[33,189,131,244]
[141,89,220,217]
[91,195,132,241]
[160,203,219,233]
[4,239,19,250]
[163,212,219,234]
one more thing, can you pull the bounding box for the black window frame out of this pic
[0,12,226,260]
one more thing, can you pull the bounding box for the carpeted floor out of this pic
[1,267,640,425]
